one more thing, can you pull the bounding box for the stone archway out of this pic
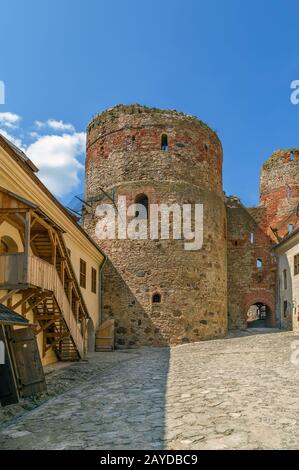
[243,291,276,328]
[87,319,95,353]
[246,303,272,328]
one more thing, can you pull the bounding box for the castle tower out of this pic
[84,105,227,347]
[260,149,299,240]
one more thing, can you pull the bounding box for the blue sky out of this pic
[1,0,299,206]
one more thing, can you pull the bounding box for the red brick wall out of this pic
[260,149,299,239]
[226,197,276,329]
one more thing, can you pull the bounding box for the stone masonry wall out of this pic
[260,149,299,239]
[226,197,276,329]
[84,105,227,347]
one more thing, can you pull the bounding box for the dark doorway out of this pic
[247,303,272,328]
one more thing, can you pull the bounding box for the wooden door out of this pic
[0,325,19,406]
[96,319,115,351]
[9,326,47,398]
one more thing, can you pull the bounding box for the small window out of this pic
[80,259,87,288]
[250,232,254,244]
[294,254,299,275]
[290,151,294,161]
[283,300,288,318]
[288,223,294,234]
[134,193,149,218]
[152,293,161,304]
[161,134,168,151]
[91,267,97,294]
[256,258,263,269]
[287,186,292,200]
[283,269,287,289]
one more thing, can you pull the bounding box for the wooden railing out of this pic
[0,253,84,357]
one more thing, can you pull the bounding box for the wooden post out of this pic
[60,259,65,286]
[68,281,73,305]
[23,211,31,284]
[75,300,79,323]
[50,230,57,267]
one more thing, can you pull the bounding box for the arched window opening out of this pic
[152,293,161,304]
[287,186,292,200]
[256,258,263,269]
[290,151,294,161]
[288,223,294,234]
[161,134,168,151]
[134,194,149,219]
[0,236,19,254]
[250,232,255,244]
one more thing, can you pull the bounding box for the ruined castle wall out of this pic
[84,105,227,347]
[260,149,299,239]
[226,198,276,329]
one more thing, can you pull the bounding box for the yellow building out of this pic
[0,134,106,365]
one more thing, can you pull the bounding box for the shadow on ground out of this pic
[0,347,170,450]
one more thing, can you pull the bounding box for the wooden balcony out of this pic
[0,187,90,360]
[0,253,84,358]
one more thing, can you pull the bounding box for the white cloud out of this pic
[26,133,86,197]
[34,119,75,133]
[1,112,85,198]
[29,131,40,139]
[0,112,21,128]
[34,120,45,129]
[47,119,75,132]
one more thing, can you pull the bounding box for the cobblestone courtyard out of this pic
[1,330,299,450]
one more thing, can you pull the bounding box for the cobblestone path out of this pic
[0,330,299,450]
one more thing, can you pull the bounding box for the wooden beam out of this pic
[23,293,52,315]
[0,208,28,214]
[31,213,53,233]
[34,315,62,321]
[0,289,19,304]
[35,319,56,335]
[67,280,73,304]
[11,290,35,311]
[75,299,80,322]
[46,332,69,339]
[23,211,31,283]
[60,259,65,286]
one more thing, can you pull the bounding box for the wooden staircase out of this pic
[29,293,80,361]
[0,192,92,363]
[27,255,85,360]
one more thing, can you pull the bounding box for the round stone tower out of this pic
[84,104,227,347]
[260,149,299,239]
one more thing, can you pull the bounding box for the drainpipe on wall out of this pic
[100,255,107,327]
